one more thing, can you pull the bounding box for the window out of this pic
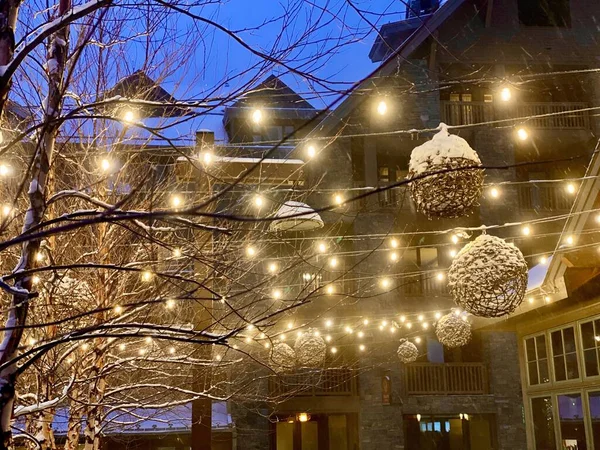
[531,396,556,450]
[525,335,550,385]
[557,393,586,449]
[588,391,600,449]
[518,0,571,27]
[551,326,579,381]
[580,319,600,377]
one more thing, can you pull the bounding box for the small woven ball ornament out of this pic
[397,338,419,364]
[407,124,484,219]
[448,234,528,318]
[435,313,472,348]
[269,343,296,373]
[294,329,326,368]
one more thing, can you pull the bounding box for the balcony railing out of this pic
[440,101,590,129]
[400,274,448,296]
[405,363,488,395]
[518,185,573,211]
[269,368,357,397]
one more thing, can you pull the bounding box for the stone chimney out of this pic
[196,130,214,152]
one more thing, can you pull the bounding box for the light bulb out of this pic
[169,347,175,354]
[326,285,335,295]
[528,297,534,304]
[449,249,457,258]
[0,164,10,176]
[251,109,263,124]
[517,128,529,141]
[406,322,412,329]
[422,322,429,330]
[317,242,327,253]
[566,183,576,195]
[418,314,424,322]
[390,252,399,262]
[415,337,422,344]
[325,319,332,327]
[81,343,89,351]
[490,187,500,198]
[436,272,444,281]
[141,271,153,282]
[545,296,551,303]
[334,194,344,205]
[287,322,294,329]
[377,100,388,115]
[100,158,111,172]
[32,275,40,285]
[145,336,152,344]
[358,331,364,338]
[272,289,282,299]
[565,235,574,246]
[166,299,175,309]
[35,252,44,262]
[451,234,459,244]
[434,312,441,320]
[359,344,366,351]
[171,195,182,208]
[330,347,338,354]
[500,87,512,102]
[254,195,264,207]
[202,152,212,165]
[522,226,531,236]
[382,320,388,327]
[246,246,256,257]
[268,262,278,273]
[122,110,135,123]
[363,319,369,325]
[325,335,332,342]
[390,238,399,248]
[400,315,406,322]
[138,348,146,356]
[119,343,126,351]
[307,145,316,159]
[114,305,123,314]
[329,257,338,268]
[2,205,11,216]
[345,326,353,334]
[539,256,548,265]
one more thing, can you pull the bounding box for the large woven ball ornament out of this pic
[407,124,484,219]
[435,313,472,348]
[397,338,419,364]
[269,343,296,373]
[294,330,326,368]
[448,234,528,318]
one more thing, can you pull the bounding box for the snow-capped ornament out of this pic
[294,330,326,368]
[269,343,296,373]
[435,313,471,348]
[448,234,528,318]
[407,124,484,219]
[397,339,419,363]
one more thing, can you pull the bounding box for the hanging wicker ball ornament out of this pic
[397,338,419,364]
[435,313,472,348]
[407,124,484,219]
[448,234,528,318]
[269,343,296,373]
[294,330,326,368]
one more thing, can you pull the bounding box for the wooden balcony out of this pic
[518,185,573,211]
[440,101,589,129]
[269,368,357,397]
[405,363,488,395]
[400,274,449,296]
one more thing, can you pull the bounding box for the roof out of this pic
[98,71,190,117]
[229,75,316,110]
[304,0,466,139]
[368,15,434,63]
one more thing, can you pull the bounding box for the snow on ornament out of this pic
[269,343,296,373]
[294,329,326,368]
[448,234,528,318]
[407,124,484,219]
[435,313,471,348]
[397,338,419,363]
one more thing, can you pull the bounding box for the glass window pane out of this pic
[276,423,294,450]
[582,321,596,349]
[563,327,576,354]
[588,391,600,449]
[528,361,539,385]
[328,415,348,450]
[531,396,556,450]
[554,355,566,381]
[301,422,318,450]
[526,338,537,362]
[584,349,599,377]
[557,394,587,450]
[552,330,564,356]
[539,359,550,384]
[536,335,547,359]
[566,353,580,380]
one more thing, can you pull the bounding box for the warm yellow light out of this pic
[434,312,441,320]
[416,414,422,422]
[333,194,344,205]
[345,326,353,334]
[268,262,278,273]
[28,337,37,346]
[171,195,182,208]
[166,299,175,309]
[422,322,429,330]
[539,256,548,265]
[500,87,512,102]
[247,324,255,331]
[330,347,338,354]
[325,335,332,342]
[406,322,412,329]
[359,344,366,351]
[436,272,445,281]
[279,334,285,341]
[246,246,257,257]
[451,234,459,244]
[357,331,364,338]
[169,347,176,354]
[264,343,270,349]
[297,413,310,423]
[325,319,332,327]
[418,314,424,322]
[251,108,263,124]
[390,238,399,248]
[173,248,182,258]
[114,305,123,314]
[325,285,335,295]
[596,214,600,224]
[244,337,252,344]
[329,257,338,268]
[545,296,551,303]
[390,252,399,262]
[272,289,282,299]
[317,242,327,253]
[122,110,136,123]
[32,275,41,285]
[380,278,391,289]
[400,315,406,323]
[517,128,529,141]
[287,322,294,329]
[141,271,153,282]
[145,336,152,344]
[2,205,11,217]
[390,326,396,334]
[254,195,264,207]
[0,164,10,176]
[522,226,531,236]
[138,348,147,356]
[35,252,44,262]
[566,183,577,195]
[490,187,500,198]
[415,337,422,344]
[81,343,90,351]
[363,319,369,325]
[201,152,212,165]
[381,320,388,327]
[449,249,457,258]
[220,297,226,304]
[307,145,316,159]
[565,235,574,246]
[377,100,388,115]
[528,297,534,304]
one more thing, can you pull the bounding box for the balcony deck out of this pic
[405,363,488,395]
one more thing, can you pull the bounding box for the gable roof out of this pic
[230,75,316,110]
[306,0,466,138]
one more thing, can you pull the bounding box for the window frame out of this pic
[579,318,600,380]
[549,324,581,384]
[524,332,551,387]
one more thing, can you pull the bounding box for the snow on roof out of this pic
[527,256,552,291]
[270,201,324,232]
[43,402,233,436]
